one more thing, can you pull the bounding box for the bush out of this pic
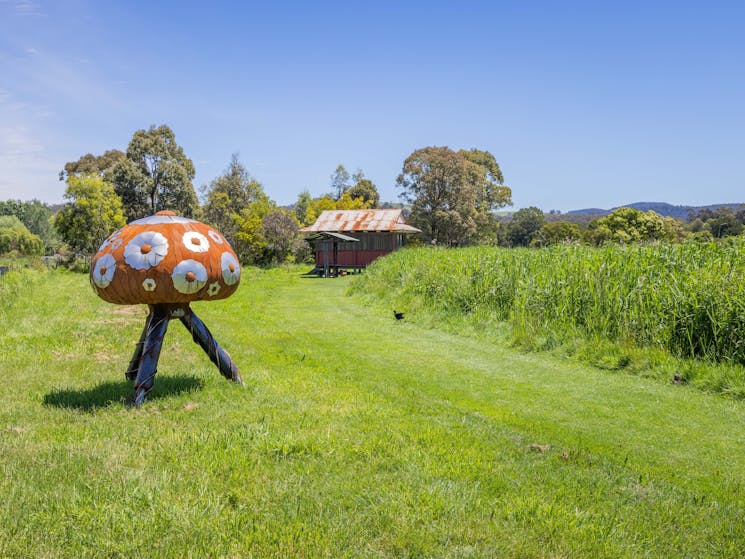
[0,216,44,256]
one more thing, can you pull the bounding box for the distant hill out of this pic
[566,202,745,221]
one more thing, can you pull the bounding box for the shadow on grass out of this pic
[43,375,205,411]
[300,268,322,278]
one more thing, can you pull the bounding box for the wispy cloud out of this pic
[6,0,47,17]
[0,15,138,202]
[2,44,132,116]
[0,124,62,200]
[0,125,43,156]
[0,87,63,201]
[0,84,53,120]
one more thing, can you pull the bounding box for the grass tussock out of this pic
[0,265,47,316]
[352,240,745,397]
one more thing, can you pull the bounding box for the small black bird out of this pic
[393,310,405,320]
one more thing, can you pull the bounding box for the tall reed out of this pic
[353,239,745,366]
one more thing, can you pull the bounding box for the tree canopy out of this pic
[111,125,198,221]
[397,146,511,245]
[54,174,127,254]
[347,177,379,208]
[200,154,305,265]
[689,207,744,238]
[329,164,352,199]
[0,198,57,251]
[0,215,43,255]
[60,149,125,182]
[201,154,265,243]
[585,207,678,245]
[262,208,300,264]
[538,220,582,246]
[507,206,546,247]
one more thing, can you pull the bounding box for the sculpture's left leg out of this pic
[132,305,170,406]
[180,306,244,385]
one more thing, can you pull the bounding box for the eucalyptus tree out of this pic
[59,149,125,182]
[202,154,268,248]
[111,125,198,221]
[507,206,546,246]
[329,164,352,199]
[396,146,511,245]
[347,177,380,208]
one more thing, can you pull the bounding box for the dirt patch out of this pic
[112,306,147,316]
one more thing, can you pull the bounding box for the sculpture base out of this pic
[126,304,243,406]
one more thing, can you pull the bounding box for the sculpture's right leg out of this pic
[179,307,244,385]
[125,309,153,381]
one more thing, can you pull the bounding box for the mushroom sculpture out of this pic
[90,210,243,405]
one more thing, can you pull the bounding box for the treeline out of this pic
[2,125,515,265]
[2,122,742,262]
[54,125,388,266]
[498,205,745,248]
[1,125,387,265]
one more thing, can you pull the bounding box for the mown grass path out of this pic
[1,269,744,557]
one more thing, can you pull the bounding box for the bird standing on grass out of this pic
[394,310,404,320]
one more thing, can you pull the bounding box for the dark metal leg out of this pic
[180,307,244,385]
[125,309,153,381]
[132,305,170,406]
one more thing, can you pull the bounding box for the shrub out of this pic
[0,216,44,256]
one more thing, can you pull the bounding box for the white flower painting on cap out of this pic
[98,229,123,252]
[172,259,208,294]
[142,278,157,292]
[207,230,224,244]
[207,281,221,297]
[183,231,210,253]
[124,231,169,270]
[221,252,240,285]
[92,253,116,288]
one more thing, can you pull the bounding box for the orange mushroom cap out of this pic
[90,211,241,305]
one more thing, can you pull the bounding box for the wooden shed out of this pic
[300,209,420,276]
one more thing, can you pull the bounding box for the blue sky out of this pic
[1,0,743,212]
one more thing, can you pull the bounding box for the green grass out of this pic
[352,242,745,397]
[1,268,744,557]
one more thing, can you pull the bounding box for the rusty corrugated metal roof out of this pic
[299,209,421,233]
[305,231,359,242]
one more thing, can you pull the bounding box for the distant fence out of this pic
[42,256,61,269]
[0,256,62,280]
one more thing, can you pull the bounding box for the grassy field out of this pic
[1,267,744,557]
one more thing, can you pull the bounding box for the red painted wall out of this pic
[314,249,389,267]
